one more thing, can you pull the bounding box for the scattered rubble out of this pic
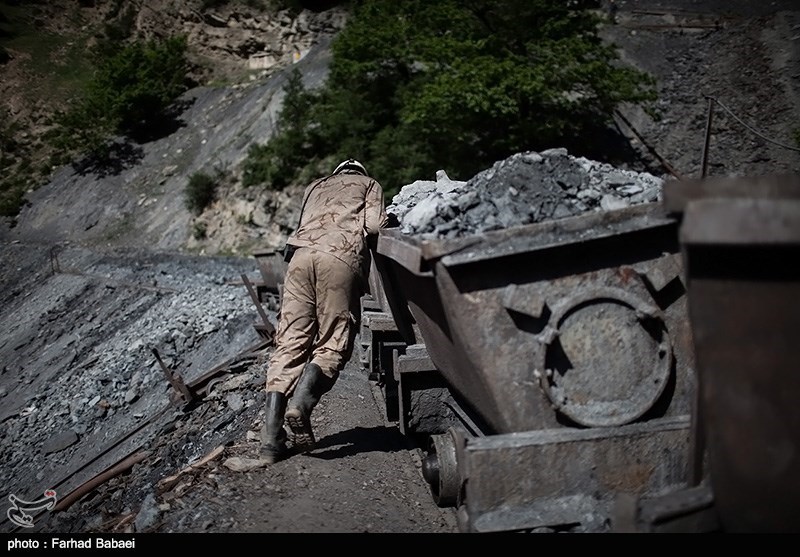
[0,242,269,532]
[0,239,455,534]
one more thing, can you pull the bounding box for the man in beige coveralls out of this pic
[260,159,389,463]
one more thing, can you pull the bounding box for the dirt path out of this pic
[153,360,460,534]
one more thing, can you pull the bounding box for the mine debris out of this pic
[157,445,225,495]
[151,339,271,409]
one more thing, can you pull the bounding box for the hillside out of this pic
[0,0,346,240]
[2,0,799,255]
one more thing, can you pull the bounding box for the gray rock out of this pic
[391,149,665,238]
[42,430,79,454]
[226,393,244,412]
[600,194,630,211]
[134,492,161,533]
[124,388,139,404]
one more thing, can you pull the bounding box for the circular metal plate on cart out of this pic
[537,287,673,427]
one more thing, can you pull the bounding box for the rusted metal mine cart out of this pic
[361,201,698,532]
[617,175,800,534]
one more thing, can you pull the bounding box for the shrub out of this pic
[192,221,208,240]
[242,68,317,189]
[50,35,190,158]
[0,178,27,218]
[185,171,218,215]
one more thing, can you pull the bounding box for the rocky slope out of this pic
[604,0,800,179]
[0,239,458,534]
[0,0,347,184]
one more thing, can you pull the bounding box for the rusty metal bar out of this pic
[241,273,275,337]
[701,96,715,178]
[614,109,684,180]
[14,337,270,530]
[49,247,60,274]
[45,406,168,496]
[151,347,194,405]
[53,451,151,512]
[184,337,272,397]
[18,405,170,532]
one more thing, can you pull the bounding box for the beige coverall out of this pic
[266,172,389,394]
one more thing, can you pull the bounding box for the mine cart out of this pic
[361,201,698,532]
[613,175,800,533]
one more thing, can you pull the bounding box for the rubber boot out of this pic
[260,391,287,464]
[285,363,337,453]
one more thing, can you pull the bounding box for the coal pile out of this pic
[388,149,666,239]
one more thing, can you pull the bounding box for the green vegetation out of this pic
[0,1,100,217]
[1,0,192,217]
[192,221,208,240]
[1,1,93,91]
[0,143,34,220]
[185,170,220,215]
[49,35,190,161]
[0,108,30,217]
[2,0,657,220]
[243,0,656,195]
[242,68,319,189]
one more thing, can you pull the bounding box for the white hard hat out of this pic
[333,159,368,177]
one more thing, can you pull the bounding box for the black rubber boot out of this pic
[285,363,337,453]
[260,391,287,464]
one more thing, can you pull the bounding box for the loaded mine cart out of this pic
[361,174,800,533]
[360,199,697,533]
[619,175,800,534]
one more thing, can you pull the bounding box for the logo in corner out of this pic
[6,489,58,528]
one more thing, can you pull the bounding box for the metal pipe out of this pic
[53,451,151,512]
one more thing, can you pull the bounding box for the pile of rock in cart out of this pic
[387,148,666,238]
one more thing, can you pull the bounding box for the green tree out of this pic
[51,35,190,158]
[251,0,655,195]
[242,68,319,189]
